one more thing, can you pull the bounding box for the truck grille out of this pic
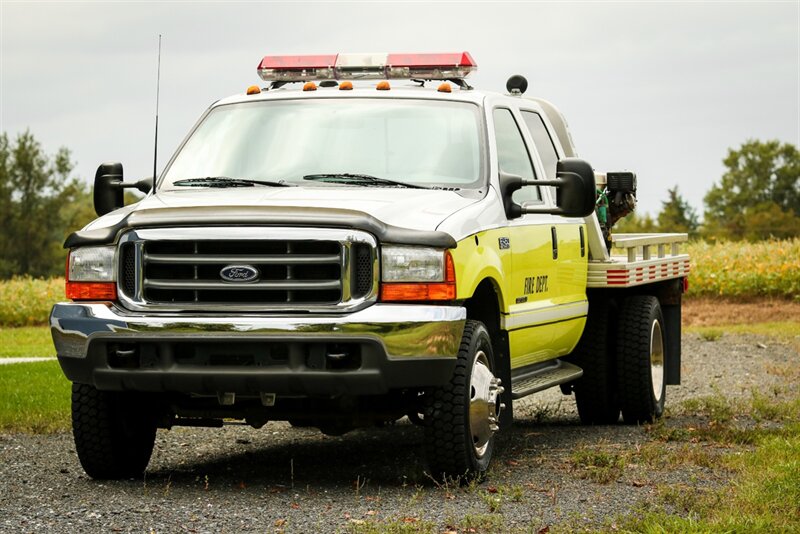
[117,227,377,312]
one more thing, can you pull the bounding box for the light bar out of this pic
[257,52,477,83]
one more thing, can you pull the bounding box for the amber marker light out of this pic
[246,85,261,95]
[380,251,456,302]
[66,281,118,301]
[437,82,452,93]
[339,81,353,90]
[303,81,317,91]
[376,80,391,91]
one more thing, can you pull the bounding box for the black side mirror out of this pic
[94,162,124,216]
[500,158,596,219]
[93,163,154,216]
[546,158,596,217]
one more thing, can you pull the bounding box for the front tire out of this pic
[424,320,504,482]
[616,295,667,424]
[71,383,157,480]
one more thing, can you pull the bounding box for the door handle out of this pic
[551,226,558,260]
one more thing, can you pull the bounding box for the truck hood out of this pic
[142,187,479,231]
[83,186,481,235]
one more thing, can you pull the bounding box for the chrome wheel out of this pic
[469,350,504,458]
[650,319,665,403]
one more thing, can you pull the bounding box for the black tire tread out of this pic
[424,320,492,481]
[616,295,665,424]
[571,299,620,424]
[72,383,156,480]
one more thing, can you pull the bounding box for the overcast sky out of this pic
[1,1,798,216]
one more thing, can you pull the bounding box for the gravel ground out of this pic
[0,332,796,533]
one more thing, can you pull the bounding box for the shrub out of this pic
[0,276,63,327]
[686,239,800,299]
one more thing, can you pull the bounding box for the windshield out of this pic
[160,98,484,190]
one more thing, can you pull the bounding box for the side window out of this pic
[492,108,541,205]
[521,111,559,183]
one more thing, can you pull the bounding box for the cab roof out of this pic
[213,81,491,108]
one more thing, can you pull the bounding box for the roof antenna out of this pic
[152,34,162,188]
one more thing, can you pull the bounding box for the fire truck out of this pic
[51,52,689,480]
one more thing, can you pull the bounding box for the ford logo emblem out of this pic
[220,265,260,283]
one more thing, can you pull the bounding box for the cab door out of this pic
[518,107,588,357]
[491,106,561,368]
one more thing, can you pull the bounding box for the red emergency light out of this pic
[257,52,477,83]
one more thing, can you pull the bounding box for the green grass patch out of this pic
[571,444,626,484]
[0,326,54,357]
[0,276,63,327]
[621,424,800,532]
[0,360,70,433]
[686,321,800,342]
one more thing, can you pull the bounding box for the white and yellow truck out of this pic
[51,52,690,480]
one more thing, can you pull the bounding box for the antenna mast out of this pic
[153,34,162,184]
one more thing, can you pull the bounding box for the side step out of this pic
[510,360,583,400]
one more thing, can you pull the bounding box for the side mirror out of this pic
[499,158,596,219]
[93,163,154,216]
[94,162,124,216]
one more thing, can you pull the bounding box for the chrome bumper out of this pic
[50,302,466,395]
[51,302,466,360]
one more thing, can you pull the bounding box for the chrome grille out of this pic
[117,227,378,312]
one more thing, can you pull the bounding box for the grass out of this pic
[0,360,70,433]
[621,425,800,532]
[687,321,800,349]
[618,384,800,532]
[570,444,626,484]
[0,326,54,357]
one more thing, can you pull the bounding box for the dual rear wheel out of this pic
[572,294,666,425]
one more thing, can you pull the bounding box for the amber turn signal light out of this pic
[380,252,456,302]
[66,282,117,301]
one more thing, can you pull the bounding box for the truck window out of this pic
[492,108,541,205]
[161,99,484,190]
[521,111,559,182]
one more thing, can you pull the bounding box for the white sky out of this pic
[1,1,798,216]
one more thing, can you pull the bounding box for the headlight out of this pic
[68,246,116,282]
[381,246,445,282]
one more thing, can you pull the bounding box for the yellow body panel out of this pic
[451,228,512,307]
[451,222,588,369]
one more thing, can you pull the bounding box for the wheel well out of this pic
[464,279,513,425]
[464,279,502,344]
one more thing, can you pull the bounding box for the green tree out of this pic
[704,140,800,240]
[0,131,95,278]
[657,186,699,236]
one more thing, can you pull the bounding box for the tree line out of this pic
[619,140,800,240]
[0,131,798,279]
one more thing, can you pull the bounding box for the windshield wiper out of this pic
[303,173,430,190]
[173,177,292,188]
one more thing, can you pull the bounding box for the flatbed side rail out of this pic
[587,233,690,288]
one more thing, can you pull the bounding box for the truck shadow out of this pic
[138,414,640,491]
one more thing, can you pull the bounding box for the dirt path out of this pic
[1,332,797,533]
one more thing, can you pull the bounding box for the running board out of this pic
[510,360,583,400]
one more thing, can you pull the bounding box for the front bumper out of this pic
[50,302,465,396]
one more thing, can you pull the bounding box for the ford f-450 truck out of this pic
[51,52,690,481]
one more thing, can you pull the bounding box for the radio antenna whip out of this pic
[152,34,162,185]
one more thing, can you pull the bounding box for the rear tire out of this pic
[571,299,620,424]
[616,295,667,424]
[424,320,504,482]
[72,383,157,480]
